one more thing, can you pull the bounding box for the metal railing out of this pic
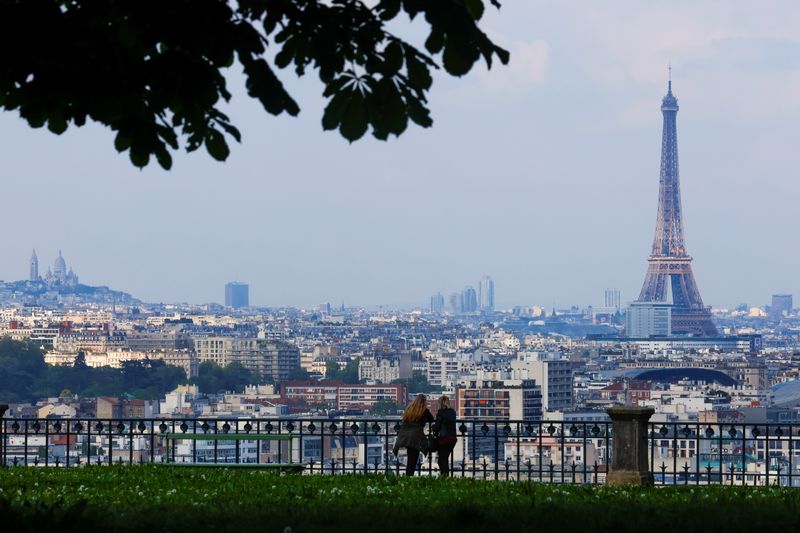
[5,417,800,486]
[1,417,612,482]
[649,422,800,487]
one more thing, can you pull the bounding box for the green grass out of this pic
[2,466,800,532]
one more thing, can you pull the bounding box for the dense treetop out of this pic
[0,1,508,169]
[0,338,258,402]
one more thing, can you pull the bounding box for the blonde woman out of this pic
[432,395,458,477]
[392,394,434,476]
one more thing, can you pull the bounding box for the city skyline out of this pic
[2,246,794,311]
[2,2,800,308]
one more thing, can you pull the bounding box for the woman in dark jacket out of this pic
[432,395,458,477]
[393,394,434,476]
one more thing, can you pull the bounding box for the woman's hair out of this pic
[402,394,427,422]
[438,395,451,410]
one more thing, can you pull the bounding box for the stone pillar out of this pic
[606,406,654,486]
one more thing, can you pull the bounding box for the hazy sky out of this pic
[2,1,800,310]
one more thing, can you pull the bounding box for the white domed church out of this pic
[44,250,79,286]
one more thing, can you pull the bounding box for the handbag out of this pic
[438,435,457,446]
[427,433,439,453]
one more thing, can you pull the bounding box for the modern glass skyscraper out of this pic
[224,282,249,309]
[461,286,477,313]
[604,288,620,310]
[478,275,495,310]
[771,294,792,318]
[430,292,445,313]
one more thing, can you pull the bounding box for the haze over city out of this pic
[2,1,799,309]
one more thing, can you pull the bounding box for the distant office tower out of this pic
[635,77,717,336]
[461,286,477,313]
[626,302,672,338]
[430,293,445,313]
[448,293,461,314]
[771,294,792,318]
[29,249,39,281]
[604,288,620,310]
[224,282,249,309]
[478,275,495,310]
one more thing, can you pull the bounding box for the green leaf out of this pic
[129,147,150,168]
[464,0,485,20]
[425,30,445,54]
[274,37,297,69]
[405,96,433,128]
[494,45,510,65]
[154,146,173,170]
[217,121,242,143]
[47,114,68,135]
[384,41,404,74]
[374,79,407,136]
[243,58,300,116]
[339,91,368,142]
[377,0,401,20]
[322,89,350,131]
[406,52,433,91]
[205,129,230,161]
[114,132,132,152]
[442,40,477,76]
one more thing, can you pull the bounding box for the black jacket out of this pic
[393,408,434,454]
[432,407,457,439]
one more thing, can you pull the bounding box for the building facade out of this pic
[430,293,445,314]
[478,275,495,311]
[626,301,672,338]
[455,372,542,421]
[280,381,408,410]
[461,286,477,313]
[771,294,792,318]
[511,353,573,413]
[224,282,249,309]
[194,337,300,381]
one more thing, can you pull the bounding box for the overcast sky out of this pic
[2,1,799,310]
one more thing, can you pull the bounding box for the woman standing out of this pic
[432,396,458,477]
[393,394,434,476]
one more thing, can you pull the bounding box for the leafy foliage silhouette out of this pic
[0,339,188,401]
[0,0,508,169]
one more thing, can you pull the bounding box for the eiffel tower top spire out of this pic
[651,76,685,257]
[662,69,678,111]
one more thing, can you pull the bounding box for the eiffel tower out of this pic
[636,77,718,336]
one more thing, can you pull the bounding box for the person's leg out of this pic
[439,442,455,477]
[437,444,448,476]
[405,447,420,476]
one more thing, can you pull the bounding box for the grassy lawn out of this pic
[2,466,800,532]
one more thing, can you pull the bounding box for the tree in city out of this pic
[369,398,400,416]
[0,338,187,401]
[0,338,48,402]
[326,358,360,384]
[190,361,257,393]
[286,366,311,381]
[0,1,509,169]
[393,370,437,394]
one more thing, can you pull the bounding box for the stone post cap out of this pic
[606,406,654,419]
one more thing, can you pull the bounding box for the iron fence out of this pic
[4,417,800,486]
[1,417,611,482]
[649,422,800,487]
